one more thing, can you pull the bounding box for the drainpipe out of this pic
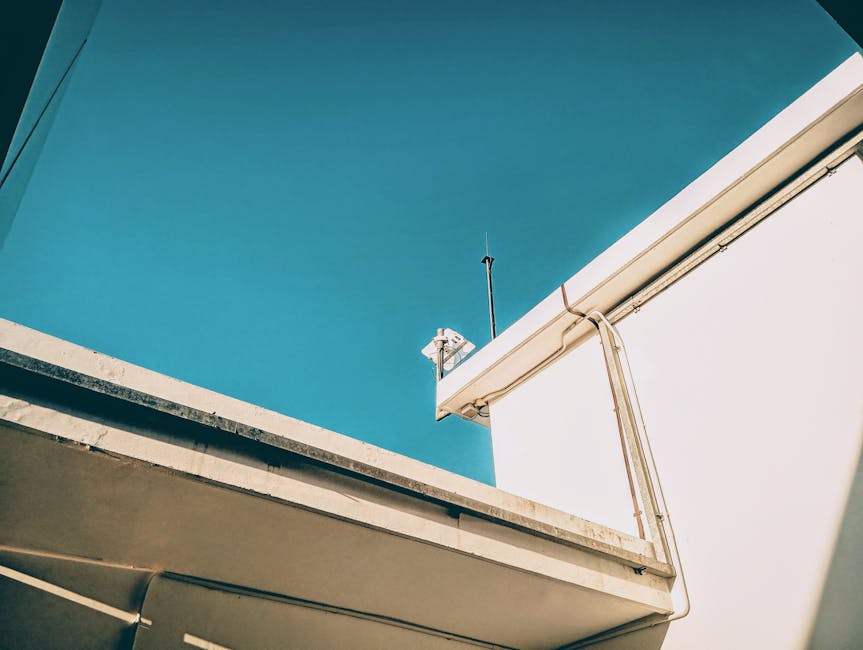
[594,313,669,560]
[470,285,586,412]
[564,313,691,649]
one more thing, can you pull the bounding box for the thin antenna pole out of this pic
[481,233,497,340]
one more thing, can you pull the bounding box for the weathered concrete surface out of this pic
[0,317,667,574]
[0,321,673,649]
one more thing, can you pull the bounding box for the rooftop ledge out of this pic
[0,317,657,566]
[1,317,674,648]
[438,52,863,424]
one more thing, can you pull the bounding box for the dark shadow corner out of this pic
[806,419,863,649]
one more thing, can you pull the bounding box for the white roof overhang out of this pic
[437,53,863,424]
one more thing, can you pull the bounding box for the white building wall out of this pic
[489,154,863,648]
[490,324,643,538]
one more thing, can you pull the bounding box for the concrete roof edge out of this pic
[437,52,863,414]
[0,317,666,573]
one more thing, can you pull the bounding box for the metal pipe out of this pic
[565,312,691,649]
[481,254,497,340]
[592,313,669,559]
[595,323,647,540]
[470,285,586,411]
[434,328,445,382]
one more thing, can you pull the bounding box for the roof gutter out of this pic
[437,53,863,424]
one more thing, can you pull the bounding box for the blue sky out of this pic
[0,0,857,483]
